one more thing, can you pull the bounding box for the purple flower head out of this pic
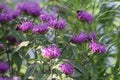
[0,62,9,73]
[17,21,33,32]
[17,1,42,16]
[11,10,20,19]
[59,63,74,75]
[32,23,48,34]
[49,14,57,20]
[89,42,106,54]
[0,4,6,9]
[0,4,7,12]
[0,8,20,23]
[88,32,96,41]
[10,76,21,80]
[39,12,50,22]
[48,19,57,28]
[77,10,93,23]
[77,32,89,43]
[48,14,58,28]
[0,4,18,22]
[6,36,17,43]
[56,19,66,30]
[41,44,61,59]
[0,77,6,80]
[0,77,4,80]
[70,32,89,44]
[0,76,11,80]
[0,12,13,23]
[70,35,79,44]
[16,3,26,12]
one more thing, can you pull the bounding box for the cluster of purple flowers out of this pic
[39,12,66,30]
[41,44,74,75]
[77,10,93,23]
[17,21,48,34]
[0,4,20,23]
[17,1,42,16]
[59,63,74,75]
[76,10,105,53]
[71,31,106,54]
[15,1,66,34]
[0,1,106,77]
[0,61,9,73]
[41,44,61,59]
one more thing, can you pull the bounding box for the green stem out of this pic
[113,27,120,79]
[49,60,54,79]
[92,0,96,15]
[54,29,57,44]
[6,50,12,76]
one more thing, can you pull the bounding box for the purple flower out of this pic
[88,32,96,41]
[17,1,41,16]
[89,42,106,54]
[48,19,57,28]
[70,32,89,44]
[17,21,33,32]
[49,14,57,20]
[6,36,22,46]
[77,10,93,23]
[0,77,6,80]
[0,76,14,80]
[10,76,21,80]
[0,9,19,23]
[0,62,9,73]
[0,4,19,22]
[0,77,4,80]
[47,14,58,28]
[59,63,74,75]
[32,23,48,34]
[0,12,13,23]
[39,12,50,22]
[11,10,20,19]
[56,19,66,30]
[6,36,17,43]
[77,32,89,43]
[0,4,7,12]
[70,35,79,44]
[41,44,61,59]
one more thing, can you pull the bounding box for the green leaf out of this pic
[71,61,84,74]
[13,41,30,53]
[12,53,22,73]
[35,74,49,80]
[19,41,30,47]
[24,62,39,79]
